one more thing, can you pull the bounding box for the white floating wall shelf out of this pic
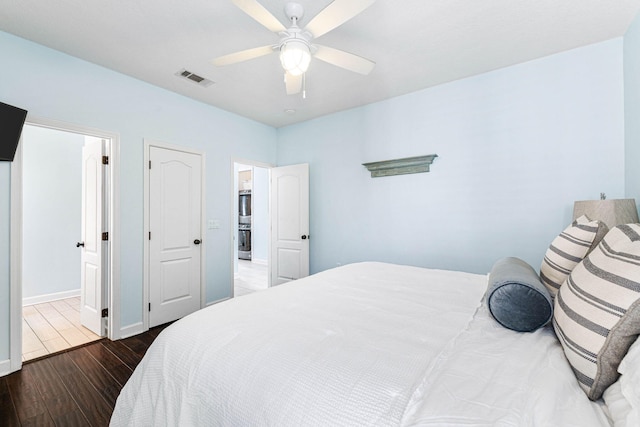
[362,154,438,178]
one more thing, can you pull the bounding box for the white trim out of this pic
[143,141,150,333]
[230,158,274,301]
[200,153,207,309]
[119,322,145,339]
[0,359,11,377]
[9,138,23,374]
[8,116,121,376]
[23,289,80,306]
[251,258,268,266]
[143,139,206,332]
[108,133,121,340]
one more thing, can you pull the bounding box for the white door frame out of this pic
[143,139,206,332]
[8,116,120,375]
[230,158,274,298]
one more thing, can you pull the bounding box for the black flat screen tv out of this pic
[0,101,28,162]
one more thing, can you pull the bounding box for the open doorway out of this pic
[233,162,269,297]
[229,160,310,298]
[20,124,108,361]
[9,116,119,375]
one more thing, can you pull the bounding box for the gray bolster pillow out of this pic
[487,257,553,332]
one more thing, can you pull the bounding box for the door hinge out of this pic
[148,231,151,240]
[101,308,108,318]
[102,232,109,241]
[102,155,109,165]
[149,160,151,169]
[148,303,151,312]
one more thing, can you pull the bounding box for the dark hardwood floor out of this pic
[1,322,172,426]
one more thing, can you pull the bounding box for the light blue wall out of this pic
[22,126,84,299]
[625,13,640,208]
[277,39,626,275]
[0,29,276,357]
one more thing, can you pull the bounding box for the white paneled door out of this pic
[149,146,202,327]
[270,163,309,285]
[80,136,104,336]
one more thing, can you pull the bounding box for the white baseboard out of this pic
[23,289,81,306]
[252,258,268,265]
[0,359,11,377]
[119,322,145,339]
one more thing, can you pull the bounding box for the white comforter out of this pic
[401,304,611,426]
[110,262,609,426]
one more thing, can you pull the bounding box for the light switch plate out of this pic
[208,219,221,229]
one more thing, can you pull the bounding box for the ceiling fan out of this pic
[213,0,376,96]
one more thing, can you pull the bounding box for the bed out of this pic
[109,254,640,426]
[111,217,640,427]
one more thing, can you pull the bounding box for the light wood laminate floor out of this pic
[234,259,269,297]
[22,297,102,362]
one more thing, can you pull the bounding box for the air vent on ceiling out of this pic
[175,69,214,87]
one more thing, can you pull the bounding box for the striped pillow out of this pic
[540,215,608,298]
[553,224,640,400]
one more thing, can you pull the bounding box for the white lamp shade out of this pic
[280,39,311,76]
[572,199,639,229]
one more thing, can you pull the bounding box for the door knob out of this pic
[194,239,202,245]
[301,235,309,240]
[76,242,85,247]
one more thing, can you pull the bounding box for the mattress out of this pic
[110,262,610,426]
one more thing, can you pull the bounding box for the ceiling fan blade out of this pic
[213,45,275,67]
[285,72,302,95]
[314,44,375,75]
[232,0,286,33]
[305,0,375,38]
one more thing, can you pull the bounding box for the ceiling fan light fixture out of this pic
[280,39,311,76]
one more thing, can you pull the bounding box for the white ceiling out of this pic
[1,0,639,128]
